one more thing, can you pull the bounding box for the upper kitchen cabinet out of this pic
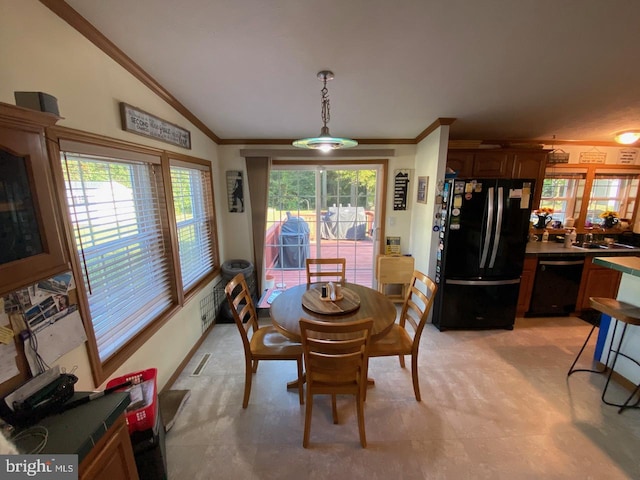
[447,148,548,206]
[0,103,67,296]
[511,150,548,206]
[445,151,474,178]
[472,151,513,177]
[447,150,512,178]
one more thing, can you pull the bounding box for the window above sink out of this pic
[537,164,640,232]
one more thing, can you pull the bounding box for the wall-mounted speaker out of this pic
[14,91,60,116]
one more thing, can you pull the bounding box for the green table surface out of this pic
[34,391,130,462]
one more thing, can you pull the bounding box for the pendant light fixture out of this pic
[614,131,640,145]
[293,70,357,152]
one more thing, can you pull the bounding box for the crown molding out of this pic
[39,0,221,144]
[414,118,457,143]
[240,149,395,158]
[480,138,630,147]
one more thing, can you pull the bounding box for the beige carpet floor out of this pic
[163,316,640,479]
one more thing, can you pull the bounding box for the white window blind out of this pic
[61,151,172,361]
[170,162,216,290]
[539,174,585,222]
[587,173,639,224]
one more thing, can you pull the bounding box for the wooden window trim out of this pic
[165,152,220,304]
[47,126,220,386]
[543,163,640,232]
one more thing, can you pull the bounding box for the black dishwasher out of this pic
[526,256,585,316]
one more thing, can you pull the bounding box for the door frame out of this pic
[272,158,389,264]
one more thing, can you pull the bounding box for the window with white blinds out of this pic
[170,161,216,290]
[61,149,172,361]
[586,173,639,224]
[539,173,586,222]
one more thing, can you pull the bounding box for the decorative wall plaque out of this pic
[226,170,244,213]
[120,102,191,149]
[393,169,411,210]
[579,150,606,164]
[618,149,638,165]
[416,176,428,204]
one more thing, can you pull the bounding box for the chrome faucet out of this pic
[583,233,594,246]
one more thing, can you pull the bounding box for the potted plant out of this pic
[533,207,554,229]
[599,210,619,229]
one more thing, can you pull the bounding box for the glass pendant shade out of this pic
[292,127,358,152]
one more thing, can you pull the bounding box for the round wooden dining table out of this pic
[270,282,397,342]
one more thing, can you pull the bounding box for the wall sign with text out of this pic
[393,169,412,210]
[120,102,191,149]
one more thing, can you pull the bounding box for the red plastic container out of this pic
[106,368,157,434]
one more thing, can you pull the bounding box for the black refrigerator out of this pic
[433,178,535,330]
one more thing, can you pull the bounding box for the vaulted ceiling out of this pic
[58,0,640,145]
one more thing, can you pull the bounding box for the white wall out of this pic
[0,0,223,391]
[216,147,253,261]
[410,127,450,279]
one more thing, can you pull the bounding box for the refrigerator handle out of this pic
[489,187,504,268]
[480,187,494,268]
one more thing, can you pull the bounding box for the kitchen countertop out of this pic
[525,241,640,257]
[593,256,640,277]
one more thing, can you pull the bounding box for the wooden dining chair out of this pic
[300,317,373,448]
[306,258,347,284]
[368,270,437,401]
[225,272,304,408]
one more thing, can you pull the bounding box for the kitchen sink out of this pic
[572,243,607,250]
[572,242,636,250]
[612,243,636,249]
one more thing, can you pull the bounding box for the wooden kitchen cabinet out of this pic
[446,149,548,207]
[472,151,512,177]
[446,150,512,178]
[445,151,474,177]
[575,257,622,312]
[517,257,537,315]
[79,414,139,480]
[0,103,67,297]
[512,151,548,207]
[39,393,139,480]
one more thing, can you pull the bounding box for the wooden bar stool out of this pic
[568,297,640,413]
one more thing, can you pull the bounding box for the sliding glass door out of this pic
[264,164,381,290]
